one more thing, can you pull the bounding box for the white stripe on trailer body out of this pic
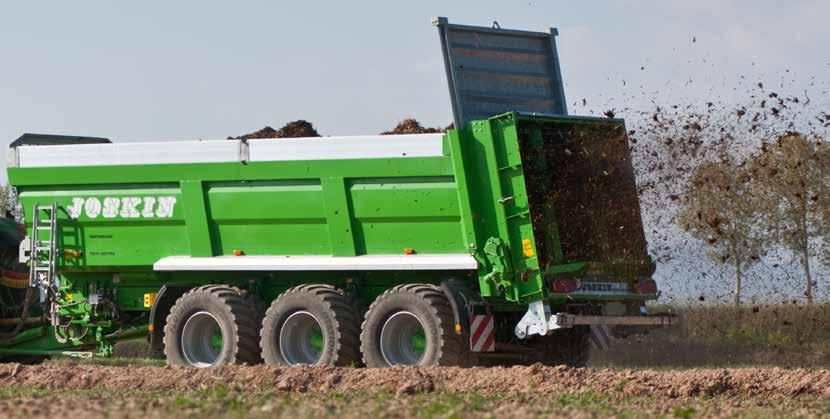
[469,314,495,352]
[12,140,240,168]
[154,254,478,272]
[9,134,445,168]
[248,134,444,162]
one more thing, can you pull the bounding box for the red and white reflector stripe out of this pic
[469,314,495,352]
[589,325,613,351]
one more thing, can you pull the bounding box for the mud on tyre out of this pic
[360,284,466,367]
[260,284,361,366]
[163,285,262,367]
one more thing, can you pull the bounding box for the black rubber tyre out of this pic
[163,285,262,367]
[260,284,361,366]
[238,288,267,325]
[360,284,466,368]
[534,327,591,367]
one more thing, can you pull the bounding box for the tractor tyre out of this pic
[260,284,361,366]
[163,285,262,368]
[360,284,466,367]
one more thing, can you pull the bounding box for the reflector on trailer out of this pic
[469,314,495,352]
[589,325,612,351]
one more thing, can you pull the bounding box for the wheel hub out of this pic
[379,311,427,366]
[180,311,223,368]
[279,311,324,365]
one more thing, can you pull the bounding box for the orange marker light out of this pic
[232,249,244,256]
[404,248,415,255]
[148,325,154,332]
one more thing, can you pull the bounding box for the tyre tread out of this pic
[260,284,361,366]
[163,285,262,366]
[360,283,466,367]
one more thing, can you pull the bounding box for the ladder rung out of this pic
[31,204,58,292]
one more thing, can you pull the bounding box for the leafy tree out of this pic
[815,140,830,264]
[678,161,763,306]
[749,133,829,304]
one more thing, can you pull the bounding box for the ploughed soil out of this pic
[0,363,827,397]
[0,363,826,418]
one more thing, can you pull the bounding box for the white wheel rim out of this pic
[279,311,324,365]
[181,311,223,368]
[379,311,427,366]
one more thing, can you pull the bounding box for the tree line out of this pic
[677,133,829,305]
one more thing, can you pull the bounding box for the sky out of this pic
[0,1,828,301]
[1,1,827,150]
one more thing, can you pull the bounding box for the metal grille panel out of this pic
[434,17,568,128]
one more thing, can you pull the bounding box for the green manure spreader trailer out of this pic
[2,18,673,367]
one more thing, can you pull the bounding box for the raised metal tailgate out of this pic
[433,16,568,128]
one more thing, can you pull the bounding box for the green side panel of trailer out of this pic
[9,155,468,267]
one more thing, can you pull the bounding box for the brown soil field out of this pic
[0,363,826,418]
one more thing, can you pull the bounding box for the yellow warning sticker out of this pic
[143,293,157,308]
[522,239,535,258]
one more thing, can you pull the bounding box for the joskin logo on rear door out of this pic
[66,197,177,219]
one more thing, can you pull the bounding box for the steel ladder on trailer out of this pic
[28,203,58,300]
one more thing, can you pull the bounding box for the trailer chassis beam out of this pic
[514,301,676,339]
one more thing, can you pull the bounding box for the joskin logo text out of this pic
[67,197,177,219]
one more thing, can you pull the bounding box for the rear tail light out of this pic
[550,278,580,293]
[635,279,658,295]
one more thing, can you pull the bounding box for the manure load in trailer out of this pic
[1,17,673,367]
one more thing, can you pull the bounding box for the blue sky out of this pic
[1,1,827,149]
